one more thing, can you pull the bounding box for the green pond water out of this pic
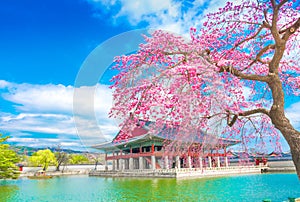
[0,173,299,202]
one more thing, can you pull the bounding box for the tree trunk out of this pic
[276,125,300,179]
[267,53,300,178]
[270,107,300,178]
[290,137,300,179]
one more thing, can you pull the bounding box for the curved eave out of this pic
[92,134,241,152]
[92,134,164,152]
[219,138,241,147]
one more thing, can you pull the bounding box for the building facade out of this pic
[93,123,240,171]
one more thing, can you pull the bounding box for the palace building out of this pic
[92,122,241,172]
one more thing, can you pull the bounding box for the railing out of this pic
[91,165,264,175]
[106,151,164,160]
[106,152,228,160]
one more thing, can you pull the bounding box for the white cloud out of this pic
[0,81,119,150]
[2,81,73,114]
[286,102,300,130]
[115,0,177,25]
[0,80,9,88]
[86,0,214,34]
[0,112,75,135]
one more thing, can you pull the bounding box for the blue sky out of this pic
[0,0,298,152]
[0,0,131,85]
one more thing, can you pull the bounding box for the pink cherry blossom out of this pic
[109,0,300,178]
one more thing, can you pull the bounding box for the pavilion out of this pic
[92,122,241,171]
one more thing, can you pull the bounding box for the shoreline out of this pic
[19,164,103,177]
[19,160,296,178]
[266,160,296,173]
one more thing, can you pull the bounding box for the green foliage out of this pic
[68,154,88,165]
[29,149,57,171]
[0,135,20,179]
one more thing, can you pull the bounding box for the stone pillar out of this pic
[125,159,129,170]
[139,156,144,170]
[105,153,108,171]
[129,158,133,170]
[118,159,122,170]
[117,159,120,170]
[199,157,203,169]
[187,156,192,168]
[104,160,108,171]
[112,152,115,170]
[115,152,119,170]
[119,150,123,170]
[217,156,220,168]
[112,160,116,170]
[175,156,180,169]
[151,155,156,170]
[164,156,169,169]
[119,159,124,170]
[225,156,229,167]
[208,156,212,168]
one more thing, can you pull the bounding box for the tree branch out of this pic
[271,0,276,9]
[263,10,271,27]
[282,17,300,41]
[234,25,265,48]
[238,108,270,117]
[219,65,269,82]
[227,113,238,127]
[270,0,281,43]
[226,108,270,127]
[249,44,275,66]
[278,0,289,8]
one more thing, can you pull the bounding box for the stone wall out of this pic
[89,166,263,179]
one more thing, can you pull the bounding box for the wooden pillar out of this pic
[217,156,220,168]
[151,144,154,153]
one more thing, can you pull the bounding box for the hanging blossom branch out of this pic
[110,0,300,178]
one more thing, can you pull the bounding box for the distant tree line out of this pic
[28,148,104,171]
[0,135,104,179]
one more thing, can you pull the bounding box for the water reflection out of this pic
[0,183,18,202]
[0,174,299,201]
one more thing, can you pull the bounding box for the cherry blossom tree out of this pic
[109,0,300,178]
